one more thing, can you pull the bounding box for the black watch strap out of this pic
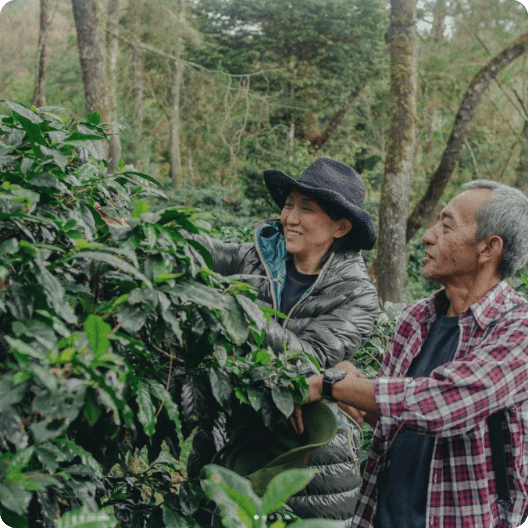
[322,377,335,401]
[322,368,346,401]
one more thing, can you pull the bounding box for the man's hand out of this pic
[338,402,367,427]
[289,360,380,434]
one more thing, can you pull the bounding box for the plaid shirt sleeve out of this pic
[353,283,528,528]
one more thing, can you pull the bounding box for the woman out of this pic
[189,157,378,524]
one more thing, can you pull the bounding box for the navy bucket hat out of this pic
[263,157,376,250]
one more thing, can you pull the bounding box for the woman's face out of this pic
[280,189,352,269]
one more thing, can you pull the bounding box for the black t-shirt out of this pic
[373,312,460,528]
[280,259,317,316]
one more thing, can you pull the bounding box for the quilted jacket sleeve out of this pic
[190,234,255,276]
[262,254,379,369]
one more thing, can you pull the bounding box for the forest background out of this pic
[1,0,527,303]
[1,1,528,527]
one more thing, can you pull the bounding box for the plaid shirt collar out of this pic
[417,280,512,331]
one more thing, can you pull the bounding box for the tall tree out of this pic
[106,0,122,173]
[33,0,52,107]
[190,0,387,150]
[516,119,528,195]
[406,32,528,242]
[128,0,144,145]
[377,0,418,304]
[169,0,186,190]
[71,0,108,119]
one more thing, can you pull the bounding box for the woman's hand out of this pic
[289,374,324,435]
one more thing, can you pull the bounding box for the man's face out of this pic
[421,188,493,285]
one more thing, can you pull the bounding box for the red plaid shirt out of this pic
[353,281,528,528]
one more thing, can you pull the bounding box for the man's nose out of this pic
[422,225,436,245]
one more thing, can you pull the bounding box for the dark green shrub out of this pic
[0,103,311,527]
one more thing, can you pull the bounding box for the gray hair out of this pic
[463,179,528,279]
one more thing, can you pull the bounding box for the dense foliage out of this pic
[0,103,325,527]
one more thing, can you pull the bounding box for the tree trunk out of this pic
[33,0,52,107]
[106,0,122,174]
[431,0,446,42]
[377,0,418,305]
[128,0,144,144]
[170,0,186,190]
[406,32,528,243]
[71,0,109,120]
[311,83,365,150]
[516,120,528,195]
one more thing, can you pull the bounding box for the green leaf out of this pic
[0,237,19,258]
[171,282,225,309]
[209,367,233,410]
[84,315,111,358]
[146,381,183,442]
[34,266,77,324]
[83,388,102,427]
[131,199,149,218]
[260,469,317,515]
[136,380,156,438]
[236,294,267,331]
[271,388,295,419]
[40,145,68,172]
[7,102,43,124]
[20,158,33,175]
[202,465,260,523]
[85,112,101,126]
[186,238,214,269]
[0,483,32,516]
[55,507,116,528]
[65,250,152,288]
[5,447,34,478]
[161,503,191,528]
[221,295,249,345]
[5,337,45,360]
[66,131,104,142]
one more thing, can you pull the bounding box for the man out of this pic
[291,180,528,527]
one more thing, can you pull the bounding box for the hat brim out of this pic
[264,169,376,250]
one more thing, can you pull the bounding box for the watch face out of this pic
[325,368,346,382]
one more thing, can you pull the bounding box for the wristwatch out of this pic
[322,367,347,401]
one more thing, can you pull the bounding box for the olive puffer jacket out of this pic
[190,220,378,523]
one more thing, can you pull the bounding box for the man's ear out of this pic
[478,235,503,266]
[335,219,353,238]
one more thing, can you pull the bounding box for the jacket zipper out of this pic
[281,252,335,328]
[253,220,336,329]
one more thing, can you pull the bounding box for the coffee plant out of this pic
[0,102,315,528]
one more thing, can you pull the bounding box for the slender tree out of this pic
[71,0,108,119]
[106,0,122,173]
[128,0,144,144]
[516,119,528,194]
[169,0,186,190]
[33,0,52,107]
[377,0,418,304]
[406,32,528,242]
[431,0,446,42]
[310,83,366,150]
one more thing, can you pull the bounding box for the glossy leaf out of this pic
[136,380,157,438]
[55,507,116,528]
[84,315,111,358]
[260,469,317,516]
